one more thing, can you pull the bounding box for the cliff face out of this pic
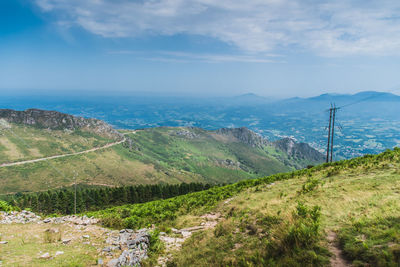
[215,127,324,165]
[0,109,122,140]
[273,137,325,162]
[215,127,270,148]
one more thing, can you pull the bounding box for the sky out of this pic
[1,0,400,97]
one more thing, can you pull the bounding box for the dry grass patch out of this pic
[0,223,109,266]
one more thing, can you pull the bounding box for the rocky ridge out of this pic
[216,127,324,162]
[0,108,122,140]
[216,127,271,148]
[273,137,325,162]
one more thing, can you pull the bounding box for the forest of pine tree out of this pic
[3,183,213,214]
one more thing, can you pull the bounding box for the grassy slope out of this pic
[90,149,400,266]
[0,123,113,164]
[0,127,318,194]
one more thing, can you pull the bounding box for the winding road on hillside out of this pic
[0,135,129,168]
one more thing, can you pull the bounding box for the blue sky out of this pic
[1,0,400,97]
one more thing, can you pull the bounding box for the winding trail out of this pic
[0,137,126,168]
[327,231,350,267]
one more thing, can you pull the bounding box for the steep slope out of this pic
[88,148,400,267]
[0,116,323,194]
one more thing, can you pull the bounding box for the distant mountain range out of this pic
[306,91,400,103]
[1,90,399,160]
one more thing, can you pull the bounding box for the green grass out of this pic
[338,216,400,266]
[87,148,400,266]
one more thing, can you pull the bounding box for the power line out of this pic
[338,88,400,109]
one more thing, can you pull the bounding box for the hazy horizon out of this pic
[2,88,400,100]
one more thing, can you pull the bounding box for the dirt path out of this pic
[156,212,222,267]
[327,231,350,267]
[0,137,126,168]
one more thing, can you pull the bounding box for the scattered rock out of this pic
[39,252,51,259]
[107,258,119,267]
[55,251,64,257]
[0,241,8,244]
[42,215,99,225]
[45,228,59,234]
[61,238,72,244]
[224,198,234,204]
[102,246,120,253]
[82,235,90,239]
[0,210,41,224]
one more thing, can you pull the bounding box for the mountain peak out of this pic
[273,138,324,162]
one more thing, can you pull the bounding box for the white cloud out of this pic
[35,0,400,56]
[109,50,283,63]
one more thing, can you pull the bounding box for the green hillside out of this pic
[0,122,113,164]
[89,148,400,266]
[0,125,322,194]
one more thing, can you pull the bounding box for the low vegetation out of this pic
[0,200,17,212]
[88,148,400,266]
[338,216,400,266]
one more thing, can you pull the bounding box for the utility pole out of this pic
[326,104,332,163]
[73,171,77,215]
[326,103,339,163]
[330,104,336,162]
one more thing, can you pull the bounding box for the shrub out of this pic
[0,200,15,212]
[299,177,322,194]
[43,228,62,243]
[264,203,330,266]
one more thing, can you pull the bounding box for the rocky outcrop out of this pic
[273,138,324,162]
[172,129,199,139]
[0,109,122,140]
[105,229,150,267]
[215,127,270,148]
[215,127,324,165]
